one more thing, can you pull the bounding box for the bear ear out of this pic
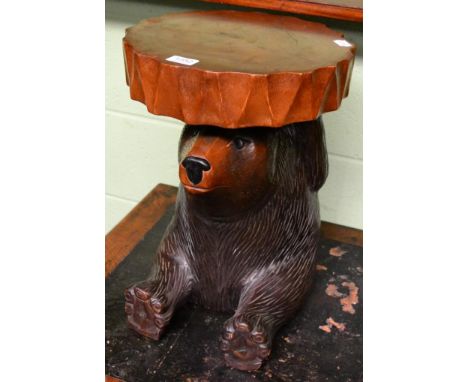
[304,118,328,191]
[268,119,328,192]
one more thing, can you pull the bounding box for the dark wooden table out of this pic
[106,184,363,381]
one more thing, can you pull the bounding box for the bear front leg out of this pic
[221,265,314,371]
[125,247,192,340]
[125,279,171,341]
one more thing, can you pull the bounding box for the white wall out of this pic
[105,0,363,232]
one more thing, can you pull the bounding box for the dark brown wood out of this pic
[105,184,177,277]
[200,0,363,22]
[124,120,330,371]
[124,10,355,128]
[321,221,362,247]
[106,183,362,274]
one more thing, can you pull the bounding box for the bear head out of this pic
[178,119,328,219]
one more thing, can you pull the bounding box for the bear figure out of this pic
[124,118,328,371]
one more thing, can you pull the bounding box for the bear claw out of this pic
[124,283,171,341]
[221,316,271,371]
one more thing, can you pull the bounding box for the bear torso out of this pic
[173,184,320,312]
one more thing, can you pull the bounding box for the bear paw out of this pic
[221,316,271,371]
[124,282,171,341]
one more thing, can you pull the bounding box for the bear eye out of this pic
[233,137,250,150]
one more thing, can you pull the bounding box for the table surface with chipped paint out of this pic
[106,205,363,381]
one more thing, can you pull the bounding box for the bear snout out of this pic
[182,156,211,185]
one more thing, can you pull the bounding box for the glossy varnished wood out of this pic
[200,0,363,22]
[123,121,329,370]
[124,10,355,128]
[120,8,358,374]
[105,184,177,277]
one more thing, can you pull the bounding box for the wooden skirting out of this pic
[105,376,124,382]
[105,184,177,277]
[321,221,362,247]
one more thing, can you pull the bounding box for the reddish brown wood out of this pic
[105,376,124,382]
[321,221,362,247]
[105,184,178,277]
[124,10,355,128]
[179,126,271,217]
[200,0,363,22]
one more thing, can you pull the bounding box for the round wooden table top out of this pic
[124,10,355,128]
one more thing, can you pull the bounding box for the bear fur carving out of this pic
[124,118,328,371]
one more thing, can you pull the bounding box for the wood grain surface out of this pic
[200,0,363,22]
[105,183,362,278]
[124,10,355,128]
[321,221,362,246]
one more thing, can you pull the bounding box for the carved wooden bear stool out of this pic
[121,10,355,371]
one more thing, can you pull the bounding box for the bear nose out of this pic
[182,156,211,185]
